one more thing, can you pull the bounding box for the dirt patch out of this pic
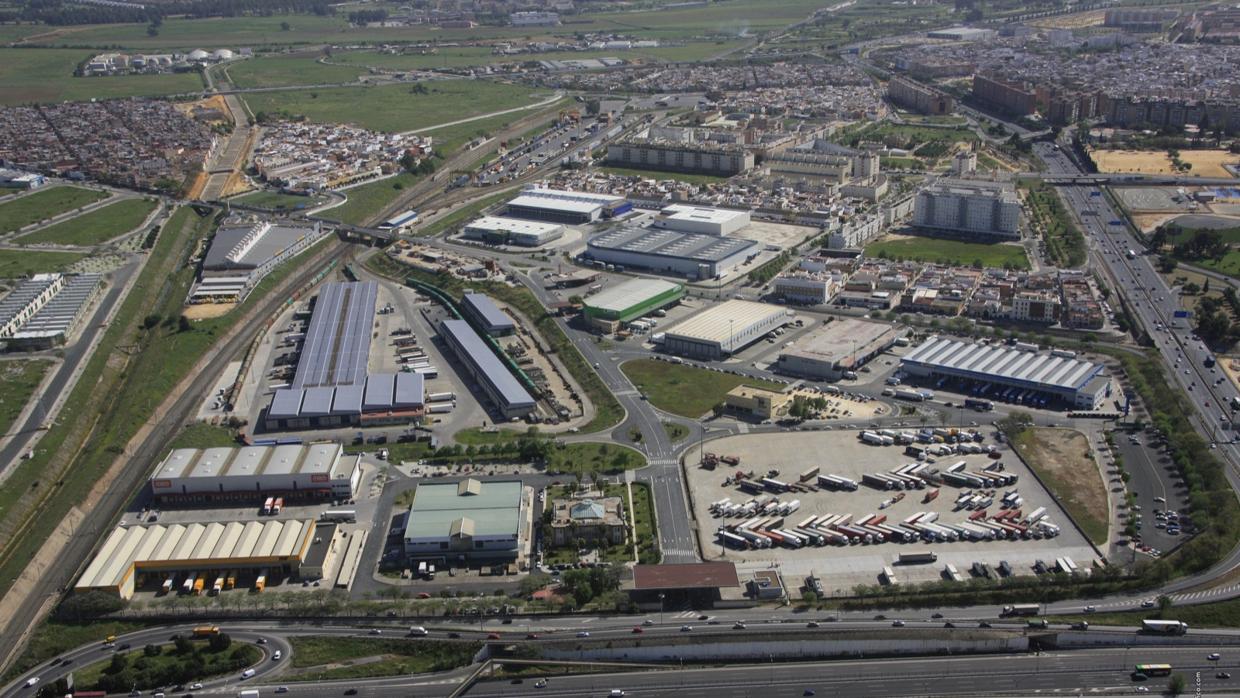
[1131,212,1181,233]
[1092,149,1239,179]
[1032,9,1106,28]
[182,303,235,320]
[1014,427,1109,545]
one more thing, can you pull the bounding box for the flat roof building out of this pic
[651,204,751,237]
[2,273,101,349]
[606,139,755,176]
[404,478,527,561]
[777,318,902,379]
[75,518,319,599]
[460,216,564,247]
[582,278,684,329]
[587,224,760,280]
[462,292,515,336]
[663,300,790,360]
[148,443,361,502]
[438,319,535,419]
[900,336,1111,409]
[192,220,328,304]
[504,187,629,224]
[913,178,1021,240]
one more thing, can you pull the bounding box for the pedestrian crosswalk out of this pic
[661,547,697,559]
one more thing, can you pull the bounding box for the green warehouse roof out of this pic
[404,479,522,541]
[584,278,683,321]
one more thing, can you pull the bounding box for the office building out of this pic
[771,271,840,305]
[913,178,1022,240]
[662,300,790,359]
[404,478,528,561]
[550,494,626,547]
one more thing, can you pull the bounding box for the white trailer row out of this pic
[709,497,801,518]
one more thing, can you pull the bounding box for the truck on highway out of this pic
[1002,604,1040,617]
[193,625,221,637]
[1141,619,1188,635]
[239,691,260,698]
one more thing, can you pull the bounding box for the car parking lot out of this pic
[687,430,1100,594]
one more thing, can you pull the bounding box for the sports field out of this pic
[865,236,1031,270]
[1091,149,1239,179]
[0,48,204,105]
[17,198,157,247]
[241,80,547,134]
[0,186,109,235]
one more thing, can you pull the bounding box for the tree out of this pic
[280,20,291,30]
[143,643,161,657]
[1157,594,1173,616]
[208,632,232,652]
[1169,673,1186,695]
[56,590,126,620]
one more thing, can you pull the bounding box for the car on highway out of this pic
[487,633,501,640]
[576,631,590,638]
[806,621,820,628]
[733,621,747,629]
[642,619,655,626]
[241,669,256,679]
[891,620,905,627]
[23,678,39,688]
[681,625,693,632]
[526,633,540,640]
[1209,653,1221,660]
[535,679,548,688]
[272,650,282,661]
[276,688,289,694]
[189,684,202,690]
[1141,600,1155,608]
[631,627,644,634]
[1218,672,1231,680]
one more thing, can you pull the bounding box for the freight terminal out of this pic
[581,277,684,332]
[662,300,792,360]
[777,318,903,380]
[899,336,1113,410]
[438,319,536,419]
[148,443,361,503]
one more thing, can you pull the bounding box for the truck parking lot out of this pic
[687,429,1100,595]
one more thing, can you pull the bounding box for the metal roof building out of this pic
[295,281,377,389]
[583,278,684,325]
[438,319,535,418]
[148,443,361,502]
[403,478,527,561]
[461,216,564,247]
[192,221,328,304]
[900,336,1111,409]
[6,273,101,349]
[778,318,902,379]
[504,187,628,224]
[462,292,516,336]
[663,300,791,360]
[75,519,319,599]
[586,225,760,280]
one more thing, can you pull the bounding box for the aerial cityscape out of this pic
[5,0,1240,696]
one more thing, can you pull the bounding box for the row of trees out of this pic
[16,0,333,25]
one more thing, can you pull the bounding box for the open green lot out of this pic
[230,189,326,211]
[547,442,646,475]
[410,190,510,237]
[864,237,1030,270]
[17,198,157,246]
[0,186,109,234]
[599,166,728,186]
[319,172,421,226]
[621,358,785,419]
[0,248,87,277]
[0,360,52,439]
[625,481,659,565]
[285,636,479,681]
[0,48,203,105]
[586,0,824,39]
[225,53,366,89]
[75,640,261,692]
[167,421,238,450]
[242,79,546,134]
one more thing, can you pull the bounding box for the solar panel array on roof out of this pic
[12,274,100,339]
[293,281,377,389]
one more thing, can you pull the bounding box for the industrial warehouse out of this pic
[403,478,531,563]
[460,216,565,246]
[663,300,792,359]
[503,187,630,224]
[899,337,1112,409]
[190,219,329,304]
[777,318,904,380]
[0,272,102,349]
[438,319,535,419]
[264,281,426,429]
[74,518,322,599]
[461,292,516,336]
[148,443,361,503]
[584,204,765,279]
[582,278,684,332]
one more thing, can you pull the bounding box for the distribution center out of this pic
[662,300,792,359]
[148,443,361,503]
[460,216,565,246]
[438,319,535,419]
[582,278,684,331]
[777,318,903,379]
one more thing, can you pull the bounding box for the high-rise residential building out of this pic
[913,178,1021,240]
[886,75,956,115]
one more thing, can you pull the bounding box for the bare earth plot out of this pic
[1092,149,1239,179]
[1012,427,1108,545]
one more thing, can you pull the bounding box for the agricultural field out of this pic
[241,79,547,134]
[0,48,204,105]
[224,53,366,89]
[16,198,157,246]
[1091,149,1239,179]
[865,235,1031,270]
[0,186,109,234]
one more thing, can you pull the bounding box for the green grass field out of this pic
[319,172,421,226]
[17,198,157,246]
[586,0,824,39]
[0,48,204,105]
[0,186,109,234]
[230,189,326,211]
[241,79,546,134]
[0,249,86,277]
[546,442,646,475]
[74,642,261,692]
[410,190,510,237]
[286,636,479,679]
[599,166,728,185]
[865,237,1030,270]
[621,359,785,419]
[0,360,52,439]
[225,53,366,89]
[167,422,238,450]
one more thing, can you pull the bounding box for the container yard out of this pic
[687,429,1099,593]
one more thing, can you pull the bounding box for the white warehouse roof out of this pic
[666,299,789,344]
[463,216,563,236]
[586,278,682,314]
[902,336,1102,390]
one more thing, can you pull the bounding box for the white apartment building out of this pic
[913,178,1021,240]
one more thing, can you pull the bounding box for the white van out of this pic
[409,626,429,636]
[241,668,256,679]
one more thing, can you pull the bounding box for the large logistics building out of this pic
[439,319,536,419]
[265,281,425,430]
[663,300,791,359]
[191,220,328,304]
[582,278,684,331]
[148,443,361,502]
[900,336,1112,409]
[461,216,564,246]
[404,478,528,562]
[504,187,630,224]
[75,518,320,599]
[777,318,902,379]
[462,292,516,336]
[586,225,759,280]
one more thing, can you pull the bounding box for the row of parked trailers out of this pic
[717,505,1062,551]
[160,569,267,596]
[709,496,800,519]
